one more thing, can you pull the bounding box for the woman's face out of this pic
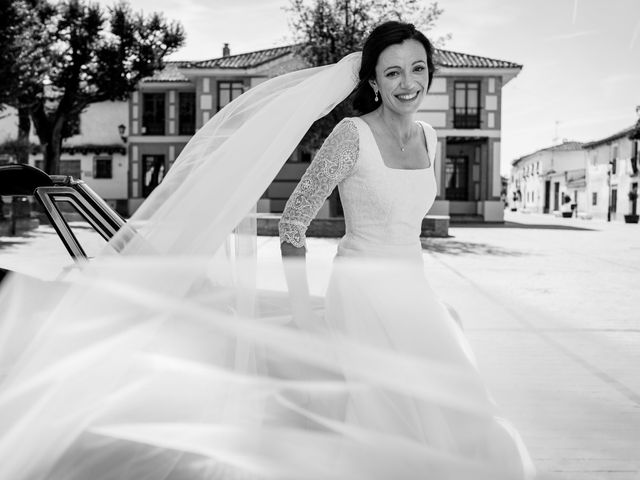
[370,39,429,115]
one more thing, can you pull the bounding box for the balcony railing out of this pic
[453,108,481,129]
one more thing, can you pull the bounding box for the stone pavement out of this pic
[2,212,639,479]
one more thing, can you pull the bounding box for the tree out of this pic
[0,0,54,163]
[0,0,185,174]
[286,0,448,151]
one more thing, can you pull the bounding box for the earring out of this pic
[374,90,379,102]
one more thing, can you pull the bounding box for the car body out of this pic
[0,164,125,283]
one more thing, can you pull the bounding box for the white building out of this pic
[0,101,129,214]
[583,125,639,221]
[509,141,587,216]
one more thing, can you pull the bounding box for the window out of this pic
[611,188,618,213]
[592,192,597,206]
[59,159,81,178]
[453,81,480,128]
[142,93,165,135]
[217,81,244,111]
[611,158,617,175]
[94,156,112,179]
[178,92,196,135]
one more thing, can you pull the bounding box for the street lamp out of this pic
[118,124,127,143]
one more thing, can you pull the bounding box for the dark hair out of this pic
[352,21,436,114]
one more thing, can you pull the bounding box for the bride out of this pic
[0,20,534,480]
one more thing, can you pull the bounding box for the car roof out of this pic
[0,164,54,196]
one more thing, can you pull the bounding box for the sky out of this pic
[96,0,640,174]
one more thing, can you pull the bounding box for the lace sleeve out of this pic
[279,118,359,248]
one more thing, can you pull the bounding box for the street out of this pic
[423,211,640,479]
[1,211,639,479]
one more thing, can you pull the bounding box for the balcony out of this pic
[453,108,481,129]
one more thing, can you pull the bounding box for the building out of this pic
[509,141,587,215]
[507,123,640,222]
[126,44,521,221]
[417,49,521,222]
[583,125,639,221]
[0,101,129,214]
[127,44,305,214]
[1,43,523,221]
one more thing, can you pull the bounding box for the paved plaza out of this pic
[1,210,639,479]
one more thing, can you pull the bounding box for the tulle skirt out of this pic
[0,250,534,479]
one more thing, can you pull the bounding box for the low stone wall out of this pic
[257,214,449,238]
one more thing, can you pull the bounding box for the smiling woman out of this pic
[278,20,535,479]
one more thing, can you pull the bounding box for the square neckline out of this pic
[355,117,432,171]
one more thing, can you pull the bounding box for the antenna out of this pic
[553,120,560,145]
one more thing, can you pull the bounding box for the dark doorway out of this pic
[553,182,560,211]
[445,156,469,200]
[544,180,551,213]
[142,154,166,197]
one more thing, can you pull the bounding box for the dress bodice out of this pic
[279,116,438,259]
[337,117,437,258]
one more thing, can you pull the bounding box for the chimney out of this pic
[222,43,230,57]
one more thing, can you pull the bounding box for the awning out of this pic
[566,169,586,189]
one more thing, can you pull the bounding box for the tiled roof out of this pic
[141,63,191,83]
[583,125,637,148]
[512,141,584,165]
[175,44,521,71]
[143,44,521,82]
[434,49,521,69]
[190,45,295,69]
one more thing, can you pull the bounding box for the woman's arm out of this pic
[278,118,359,320]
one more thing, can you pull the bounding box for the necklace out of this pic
[380,116,414,152]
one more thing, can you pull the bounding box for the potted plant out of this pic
[625,188,639,223]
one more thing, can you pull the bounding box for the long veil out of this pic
[0,52,535,480]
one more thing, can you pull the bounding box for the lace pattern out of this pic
[279,118,359,247]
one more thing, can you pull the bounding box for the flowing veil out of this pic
[0,52,535,480]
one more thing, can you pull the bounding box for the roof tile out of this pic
[191,45,295,69]
[143,45,522,82]
[141,63,191,83]
[434,49,522,69]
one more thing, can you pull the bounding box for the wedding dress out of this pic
[279,116,534,478]
[0,53,534,479]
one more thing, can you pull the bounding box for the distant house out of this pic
[0,101,129,214]
[508,124,640,221]
[583,125,639,221]
[509,142,586,215]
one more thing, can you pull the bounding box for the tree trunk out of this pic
[17,107,31,164]
[32,107,65,175]
[43,135,63,175]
